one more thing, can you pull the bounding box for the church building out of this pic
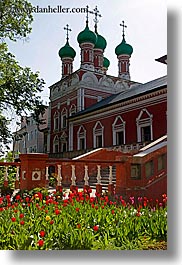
[47,7,167,158]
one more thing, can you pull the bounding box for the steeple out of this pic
[58,24,76,79]
[77,6,97,70]
[115,21,133,80]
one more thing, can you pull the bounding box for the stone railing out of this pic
[0,162,21,190]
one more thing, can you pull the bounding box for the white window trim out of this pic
[77,125,86,150]
[53,135,59,153]
[136,108,153,142]
[93,121,104,148]
[53,111,59,131]
[112,116,126,145]
[69,104,76,116]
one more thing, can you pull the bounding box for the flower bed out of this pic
[0,188,167,250]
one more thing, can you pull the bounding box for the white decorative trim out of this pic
[53,135,59,153]
[61,107,67,128]
[77,125,86,150]
[112,116,126,145]
[69,104,76,116]
[93,121,104,148]
[136,108,153,142]
[81,72,98,85]
[32,170,41,181]
[53,111,59,131]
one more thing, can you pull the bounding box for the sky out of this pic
[7,0,167,105]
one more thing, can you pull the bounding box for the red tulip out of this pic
[38,239,44,247]
[39,230,46,237]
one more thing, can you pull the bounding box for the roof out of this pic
[71,75,167,118]
[133,141,167,157]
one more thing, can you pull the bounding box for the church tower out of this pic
[90,6,107,73]
[115,21,133,80]
[77,6,97,71]
[58,24,76,79]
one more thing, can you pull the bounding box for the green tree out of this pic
[0,0,46,151]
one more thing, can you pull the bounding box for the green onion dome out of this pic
[77,25,97,45]
[115,38,133,56]
[95,33,107,50]
[58,41,76,59]
[103,57,110,68]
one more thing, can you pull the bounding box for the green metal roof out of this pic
[95,33,107,50]
[77,25,97,45]
[58,41,76,59]
[115,38,133,56]
[103,57,110,68]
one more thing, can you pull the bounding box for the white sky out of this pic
[7,0,167,105]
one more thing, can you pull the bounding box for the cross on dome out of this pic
[90,6,102,33]
[85,5,91,26]
[64,24,72,42]
[120,20,127,40]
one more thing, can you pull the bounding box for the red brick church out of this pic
[47,7,167,158]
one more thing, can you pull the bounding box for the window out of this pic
[131,164,141,179]
[158,154,166,171]
[61,108,67,129]
[53,135,59,153]
[80,138,85,150]
[77,125,86,150]
[112,116,126,145]
[96,135,102,148]
[141,126,151,142]
[69,104,76,116]
[145,160,154,178]
[93,121,104,148]
[136,109,153,142]
[60,132,67,152]
[61,142,67,152]
[54,111,59,131]
[116,131,124,145]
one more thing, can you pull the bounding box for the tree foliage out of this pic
[0,0,46,151]
[0,0,33,41]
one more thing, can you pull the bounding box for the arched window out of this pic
[112,116,126,145]
[93,121,104,148]
[69,104,76,116]
[77,125,86,150]
[61,108,67,129]
[136,108,153,142]
[60,132,67,152]
[53,135,59,153]
[53,111,59,131]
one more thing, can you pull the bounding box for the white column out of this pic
[71,165,76,186]
[84,165,89,186]
[109,166,113,184]
[97,165,101,184]
[45,166,49,181]
[16,166,20,181]
[4,166,8,181]
[57,165,62,186]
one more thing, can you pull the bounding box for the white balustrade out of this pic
[84,165,89,186]
[57,165,62,186]
[16,166,20,181]
[45,166,49,181]
[4,166,8,182]
[97,165,101,184]
[71,165,76,186]
[109,166,113,184]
